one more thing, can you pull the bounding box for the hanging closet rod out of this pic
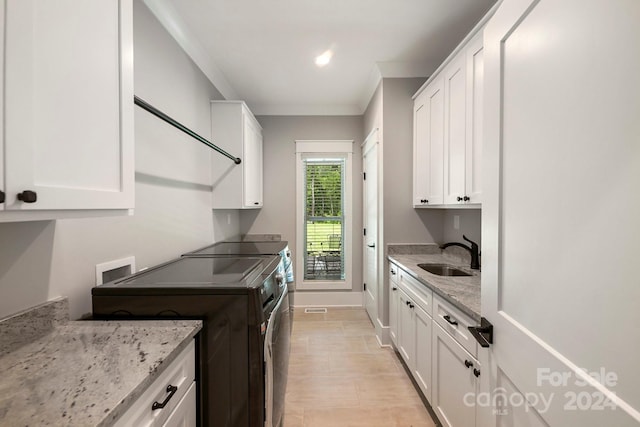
[134,95,242,165]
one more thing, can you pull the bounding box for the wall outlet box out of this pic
[453,215,460,230]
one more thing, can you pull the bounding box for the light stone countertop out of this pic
[0,299,202,427]
[388,249,481,322]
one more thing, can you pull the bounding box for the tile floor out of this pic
[284,307,437,427]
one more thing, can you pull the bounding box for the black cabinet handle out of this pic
[464,360,473,368]
[443,315,458,326]
[392,287,397,291]
[419,199,429,204]
[367,243,376,248]
[463,196,470,201]
[0,191,4,204]
[473,368,481,378]
[406,301,411,306]
[254,202,260,205]
[390,269,396,275]
[409,303,414,309]
[17,190,37,203]
[152,384,178,410]
[457,196,463,202]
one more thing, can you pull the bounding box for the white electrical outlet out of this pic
[453,215,460,230]
[227,213,231,225]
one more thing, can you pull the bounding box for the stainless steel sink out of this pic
[417,263,472,277]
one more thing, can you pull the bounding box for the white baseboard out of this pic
[379,325,392,347]
[293,291,364,307]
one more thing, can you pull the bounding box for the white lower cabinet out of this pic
[162,382,197,427]
[388,263,400,346]
[413,303,432,402]
[114,341,196,427]
[389,264,481,427]
[432,322,479,427]
[398,289,416,367]
[393,270,433,402]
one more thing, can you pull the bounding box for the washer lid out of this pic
[98,257,269,289]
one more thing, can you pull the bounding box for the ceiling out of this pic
[144,0,497,115]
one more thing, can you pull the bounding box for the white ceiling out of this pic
[144,0,497,115]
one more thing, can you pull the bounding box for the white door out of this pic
[362,129,379,324]
[482,0,640,425]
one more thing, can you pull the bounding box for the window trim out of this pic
[295,140,353,291]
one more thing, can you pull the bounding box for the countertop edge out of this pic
[388,255,481,322]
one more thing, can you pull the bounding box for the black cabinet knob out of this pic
[17,190,37,203]
[464,360,473,368]
[409,303,415,309]
[406,301,411,306]
[457,196,463,202]
[0,190,4,204]
[419,199,429,204]
[392,287,397,291]
[463,196,470,201]
[473,368,481,378]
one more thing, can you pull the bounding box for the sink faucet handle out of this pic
[462,235,478,249]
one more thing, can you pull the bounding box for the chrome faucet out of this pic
[440,235,480,270]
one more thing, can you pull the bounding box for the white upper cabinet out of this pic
[210,101,263,209]
[443,54,468,205]
[464,33,484,203]
[413,77,445,206]
[1,0,134,220]
[413,27,485,208]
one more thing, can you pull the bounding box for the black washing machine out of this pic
[92,255,289,427]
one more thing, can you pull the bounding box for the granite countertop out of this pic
[388,245,481,322]
[0,299,202,427]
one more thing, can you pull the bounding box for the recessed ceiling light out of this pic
[315,50,333,67]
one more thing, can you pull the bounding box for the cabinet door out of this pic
[425,78,445,205]
[465,33,483,203]
[389,280,399,346]
[413,304,432,402]
[432,323,478,427]
[398,290,415,369]
[413,92,429,206]
[3,0,134,210]
[443,54,467,205]
[414,78,445,206]
[242,114,262,208]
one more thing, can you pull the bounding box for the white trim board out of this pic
[292,291,364,308]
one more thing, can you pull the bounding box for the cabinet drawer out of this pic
[433,296,477,357]
[114,340,196,427]
[399,270,433,316]
[162,381,196,427]
[389,262,399,284]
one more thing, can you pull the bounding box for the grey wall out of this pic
[363,78,452,327]
[245,115,364,292]
[443,209,481,246]
[381,78,443,245]
[0,0,238,320]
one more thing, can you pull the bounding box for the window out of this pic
[304,158,345,281]
[296,141,353,290]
